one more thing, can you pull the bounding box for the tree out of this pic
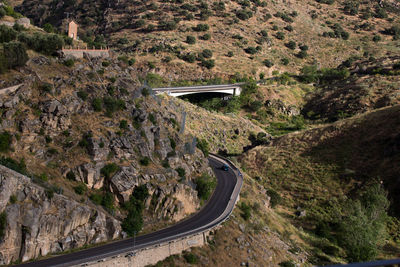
[122,185,149,236]
[337,185,389,262]
[186,35,196,44]
[201,49,213,58]
[3,41,28,69]
[43,23,54,33]
[263,59,274,67]
[0,25,17,43]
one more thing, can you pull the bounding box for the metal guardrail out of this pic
[324,258,400,267]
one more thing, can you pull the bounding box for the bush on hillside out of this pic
[0,212,6,239]
[101,163,120,179]
[195,173,216,201]
[3,41,28,69]
[185,35,196,44]
[200,59,215,69]
[0,131,12,152]
[192,23,209,32]
[196,138,209,157]
[263,59,274,67]
[122,185,149,236]
[267,189,282,208]
[239,202,251,220]
[337,185,389,262]
[0,25,17,43]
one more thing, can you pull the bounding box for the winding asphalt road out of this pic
[14,156,241,267]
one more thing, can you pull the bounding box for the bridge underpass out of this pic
[153,83,243,97]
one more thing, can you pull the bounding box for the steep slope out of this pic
[240,104,400,263]
[0,54,219,263]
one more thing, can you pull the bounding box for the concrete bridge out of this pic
[153,83,243,97]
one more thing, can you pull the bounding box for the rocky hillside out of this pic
[0,54,221,264]
[8,0,400,78]
[303,55,400,122]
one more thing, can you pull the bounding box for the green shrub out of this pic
[275,32,285,40]
[66,171,76,181]
[196,138,209,157]
[267,189,282,208]
[122,185,149,236]
[337,185,389,262]
[77,91,88,100]
[101,192,115,211]
[0,131,12,152]
[296,50,308,59]
[140,157,150,166]
[90,193,103,205]
[159,20,177,31]
[176,167,186,177]
[119,120,128,130]
[92,98,102,111]
[3,41,28,69]
[40,82,52,93]
[263,59,274,68]
[0,157,27,175]
[181,53,196,63]
[200,59,215,69]
[142,87,150,96]
[201,49,213,59]
[227,51,234,57]
[103,97,125,117]
[63,59,75,67]
[186,35,196,44]
[0,212,6,239]
[101,163,120,179]
[183,252,198,264]
[0,25,17,43]
[279,261,296,267]
[285,40,296,50]
[74,183,87,195]
[281,58,289,65]
[195,173,216,201]
[9,195,17,204]
[45,188,54,199]
[200,33,211,40]
[236,9,253,20]
[239,202,251,220]
[149,113,157,125]
[43,23,54,33]
[169,137,176,150]
[372,35,381,42]
[244,46,257,54]
[102,61,110,67]
[192,23,209,32]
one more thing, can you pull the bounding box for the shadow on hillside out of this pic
[300,106,400,215]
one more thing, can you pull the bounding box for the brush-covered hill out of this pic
[7,0,400,79]
[240,105,400,264]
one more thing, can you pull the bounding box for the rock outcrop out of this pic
[0,166,121,264]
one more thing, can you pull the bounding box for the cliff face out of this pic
[0,165,121,265]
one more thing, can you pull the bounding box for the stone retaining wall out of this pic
[82,231,210,267]
[61,49,110,59]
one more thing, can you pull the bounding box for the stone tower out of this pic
[68,21,78,40]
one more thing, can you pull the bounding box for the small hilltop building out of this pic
[68,21,78,40]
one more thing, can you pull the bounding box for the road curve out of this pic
[14,155,242,267]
